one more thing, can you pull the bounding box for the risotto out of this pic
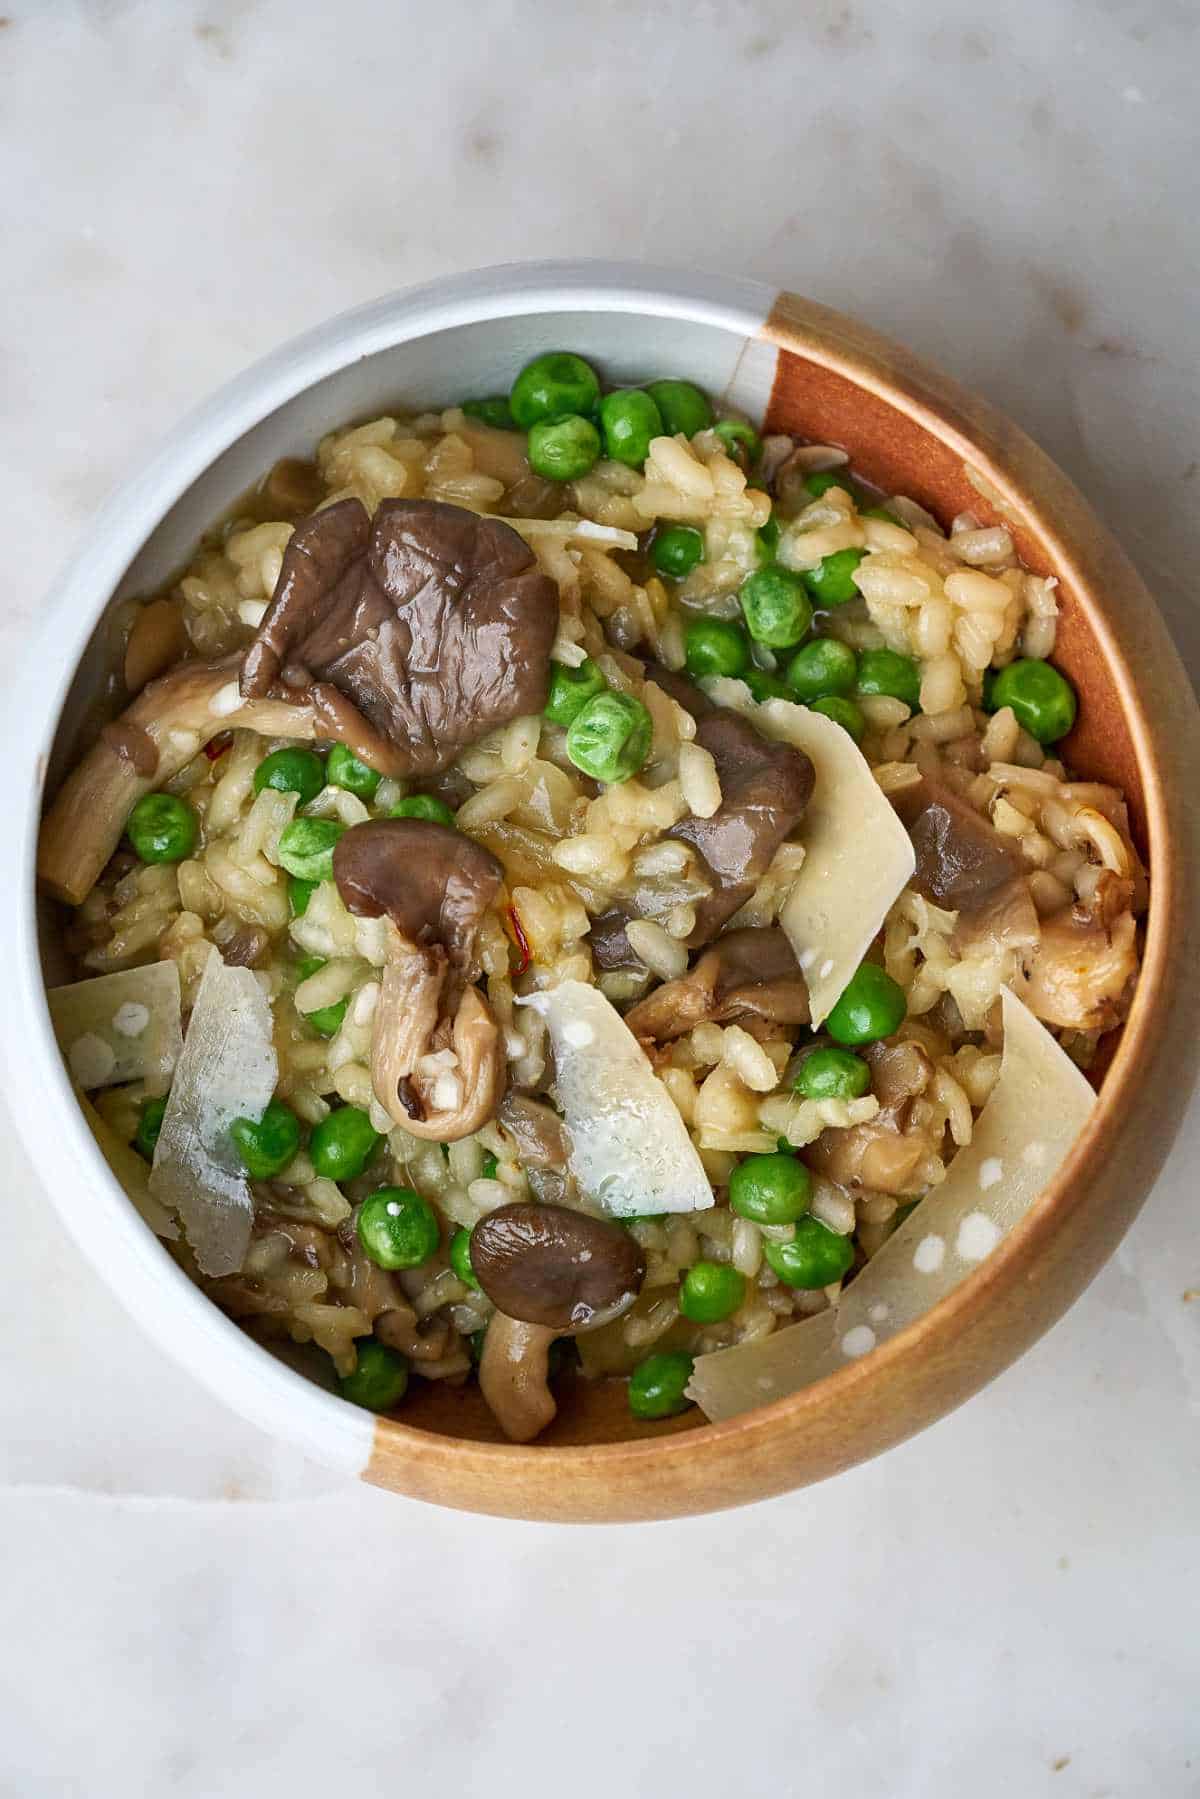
[39,352,1145,1439]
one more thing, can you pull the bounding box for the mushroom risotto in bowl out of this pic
[8,265,1198,1519]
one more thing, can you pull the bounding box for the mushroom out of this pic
[623,926,811,1044]
[332,817,506,1141]
[38,657,318,905]
[1018,902,1138,1033]
[240,496,559,778]
[805,1039,936,1194]
[471,1200,646,1443]
[891,775,1039,952]
[587,669,815,967]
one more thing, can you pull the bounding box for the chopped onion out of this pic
[48,961,183,1093]
[148,952,277,1276]
[688,989,1096,1420]
[520,980,713,1217]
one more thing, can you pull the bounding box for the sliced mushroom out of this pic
[623,926,811,1044]
[472,1201,646,1443]
[38,657,317,905]
[587,671,815,968]
[646,667,815,946]
[241,497,558,778]
[332,818,506,1140]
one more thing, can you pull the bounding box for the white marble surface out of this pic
[1,1,1198,1792]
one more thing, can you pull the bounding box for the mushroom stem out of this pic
[478,1313,559,1444]
[38,659,316,905]
[371,941,504,1142]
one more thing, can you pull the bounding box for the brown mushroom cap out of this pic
[240,497,559,777]
[333,817,503,975]
[470,1202,646,1332]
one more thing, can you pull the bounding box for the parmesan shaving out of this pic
[688,989,1096,1421]
[48,961,182,1094]
[704,681,916,1025]
[148,952,277,1276]
[520,980,713,1217]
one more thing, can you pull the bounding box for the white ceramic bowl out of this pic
[0,261,794,1483]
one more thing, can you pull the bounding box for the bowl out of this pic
[4,262,1197,1521]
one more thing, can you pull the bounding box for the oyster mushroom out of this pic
[470,1201,646,1442]
[240,496,558,777]
[332,818,506,1141]
[623,926,811,1045]
[588,667,815,965]
[38,657,317,905]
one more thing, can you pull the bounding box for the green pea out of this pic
[338,1339,409,1412]
[277,817,345,883]
[810,694,866,743]
[652,525,705,579]
[306,999,348,1039]
[862,505,903,527]
[527,414,601,483]
[729,1151,812,1226]
[253,748,326,807]
[645,380,713,439]
[989,659,1078,745]
[600,388,663,468]
[826,962,907,1047]
[739,566,813,649]
[388,794,456,828]
[757,514,781,563]
[325,742,380,800]
[566,689,652,785]
[509,353,601,429]
[544,658,607,727]
[133,1094,167,1162]
[126,793,198,865]
[741,668,790,703]
[855,647,921,710]
[802,469,864,503]
[684,618,751,681]
[793,1046,872,1101]
[679,1260,745,1324]
[357,1186,440,1271]
[229,1098,302,1180]
[461,396,515,430]
[764,1216,855,1288]
[288,876,317,917]
[801,547,865,608]
[786,637,858,702]
[310,1105,381,1183]
[628,1350,695,1420]
[714,419,761,467]
[480,1151,499,1180]
[450,1226,479,1289]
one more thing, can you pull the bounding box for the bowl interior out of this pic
[38,295,1149,1457]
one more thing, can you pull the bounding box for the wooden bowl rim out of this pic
[366,288,1200,1504]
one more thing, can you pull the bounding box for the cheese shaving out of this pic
[148,951,277,1276]
[47,961,182,1094]
[704,681,916,1024]
[520,979,713,1217]
[688,989,1096,1421]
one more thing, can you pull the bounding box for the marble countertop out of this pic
[1,2,1197,1793]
